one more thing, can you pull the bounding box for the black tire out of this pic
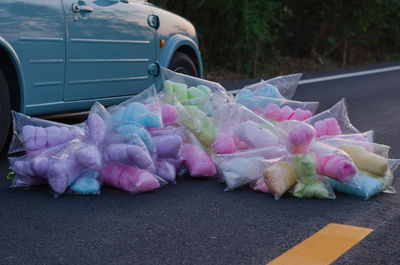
[0,69,11,153]
[169,51,199,77]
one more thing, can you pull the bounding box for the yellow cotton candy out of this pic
[264,161,296,197]
[340,145,388,176]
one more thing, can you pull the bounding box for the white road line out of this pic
[227,64,400,94]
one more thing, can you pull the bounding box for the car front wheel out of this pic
[169,52,198,77]
[0,69,11,153]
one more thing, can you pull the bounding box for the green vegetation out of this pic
[150,0,400,79]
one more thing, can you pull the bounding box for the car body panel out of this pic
[62,0,156,101]
[0,0,66,112]
[0,0,202,116]
[154,6,203,77]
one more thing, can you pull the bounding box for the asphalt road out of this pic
[1,61,400,265]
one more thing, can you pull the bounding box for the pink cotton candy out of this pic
[291,108,312,121]
[315,153,357,181]
[161,104,178,125]
[239,141,251,150]
[314,118,342,138]
[287,123,315,154]
[280,106,294,120]
[101,163,160,194]
[212,131,239,154]
[252,178,271,193]
[265,103,282,121]
[181,144,217,177]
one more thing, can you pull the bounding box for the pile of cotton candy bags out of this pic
[6,67,399,200]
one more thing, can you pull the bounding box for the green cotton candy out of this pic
[293,181,329,198]
[197,85,211,96]
[188,86,205,99]
[163,80,175,93]
[174,83,188,102]
[199,117,216,146]
[293,154,330,199]
[185,86,210,106]
[293,154,317,185]
[182,106,207,132]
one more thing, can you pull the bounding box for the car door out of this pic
[62,0,157,101]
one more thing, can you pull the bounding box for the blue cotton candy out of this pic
[257,84,283,99]
[112,102,162,128]
[236,89,253,103]
[116,124,152,151]
[328,173,384,200]
[70,171,100,195]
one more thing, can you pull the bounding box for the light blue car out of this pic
[0,0,203,150]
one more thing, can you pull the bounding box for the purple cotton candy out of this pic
[23,126,46,151]
[106,143,154,170]
[85,113,106,145]
[162,157,183,169]
[22,125,83,151]
[74,145,103,171]
[48,159,83,194]
[46,127,71,147]
[11,156,50,178]
[155,160,176,182]
[153,135,182,158]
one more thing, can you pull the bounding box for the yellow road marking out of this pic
[267,223,373,265]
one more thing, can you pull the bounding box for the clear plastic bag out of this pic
[149,126,184,183]
[236,94,318,122]
[290,153,336,199]
[9,102,111,197]
[213,148,286,191]
[275,120,316,155]
[8,111,84,155]
[318,130,374,143]
[262,159,297,199]
[327,159,400,199]
[237,73,302,100]
[161,67,232,108]
[181,130,217,177]
[108,84,163,129]
[100,162,167,195]
[309,141,358,183]
[306,98,359,137]
[211,103,280,153]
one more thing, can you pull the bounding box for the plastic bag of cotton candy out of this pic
[9,102,111,196]
[235,74,318,122]
[179,129,217,178]
[160,67,232,118]
[235,74,319,123]
[213,147,287,192]
[306,98,360,138]
[100,133,167,195]
[8,111,84,156]
[317,138,399,199]
[274,120,362,190]
[211,103,282,154]
[107,85,165,152]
